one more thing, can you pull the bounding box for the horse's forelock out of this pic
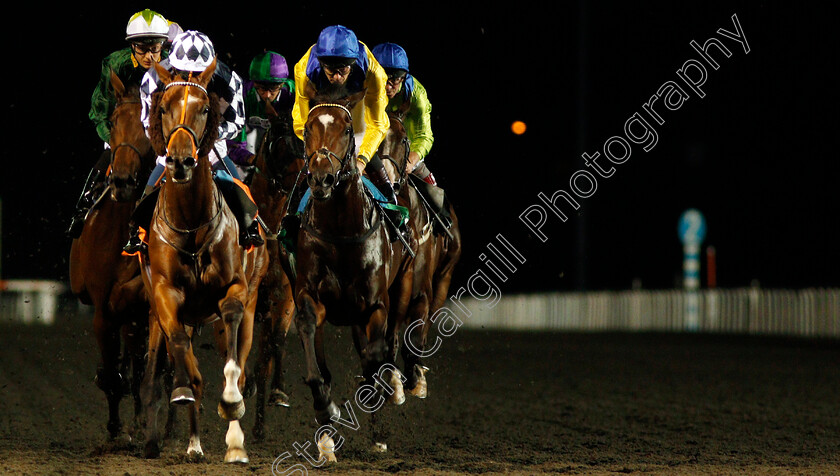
[147,90,220,158]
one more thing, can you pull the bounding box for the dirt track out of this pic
[1,305,839,475]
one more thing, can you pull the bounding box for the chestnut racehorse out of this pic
[69,71,155,440]
[293,85,414,460]
[247,98,304,440]
[378,104,462,399]
[138,58,268,463]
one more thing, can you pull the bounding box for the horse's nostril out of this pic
[184,157,196,167]
[323,174,335,186]
[165,156,174,164]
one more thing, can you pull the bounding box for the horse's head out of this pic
[303,86,365,200]
[107,70,152,202]
[378,99,412,192]
[148,58,220,184]
[256,99,301,178]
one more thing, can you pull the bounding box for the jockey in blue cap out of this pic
[284,25,408,240]
[373,42,452,233]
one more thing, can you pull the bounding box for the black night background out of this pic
[3,2,837,292]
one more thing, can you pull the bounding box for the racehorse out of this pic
[293,84,414,460]
[378,103,462,399]
[69,70,155,440]
[138,57,268,463]
[247,98,304,440]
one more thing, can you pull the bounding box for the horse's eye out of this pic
[345,127,352,135]
[202,105,210,115]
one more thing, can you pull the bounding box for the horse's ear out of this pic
[345,89,367,109]
[109,69,126,101]
[154,61,172,85]
[264,97,278,119]
[196,57,217,88]
[304,80,318,102]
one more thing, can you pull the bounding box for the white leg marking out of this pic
[187,434,203,457]
[223,359,243,403]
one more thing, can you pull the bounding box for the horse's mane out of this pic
[148,89,221,158]
[311,82,353,107]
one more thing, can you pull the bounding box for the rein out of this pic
[154,76,224,261]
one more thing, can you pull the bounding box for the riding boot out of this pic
[66,168,105,238]
[122,186,158,255]
[365,161,409,242]
[215,175,265,248]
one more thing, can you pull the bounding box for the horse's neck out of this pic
[311,174,372,232]
[162,165,219,229]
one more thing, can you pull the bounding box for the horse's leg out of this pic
[385,268,413,406]
[402,292,431,397]
[269,276,295,408]
[362,306,398,453]
[92,307,124,439]
[218,282,252,464]
[251,308,272,442]
[140,318,166,458]
[125,311,149,438]
[184,344,204,461]
[295,293,339,463]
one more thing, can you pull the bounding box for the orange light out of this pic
[511,120,527,135]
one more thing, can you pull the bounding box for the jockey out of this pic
[371,42,437,185]
[226,51,298,179]
[67,9,180,237]
[372,42,452,232]
[284,25,408,239]
[122,30,264,254]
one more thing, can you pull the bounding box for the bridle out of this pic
[304,102,357,188]
[163,78,210,160]
[380,111,411,190]
[299,102,383,243]
[154,76,224,260]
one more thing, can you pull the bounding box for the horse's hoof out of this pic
[387,369,405,405]
[186,449,205,462]
[371,442,388,453]
[218,399,246,421]
[143,441,161,459]
[407,367,428,399]
[224,448,249,464]
[317,434,338,463]
[268,389,290,407]
[170,387,195,405]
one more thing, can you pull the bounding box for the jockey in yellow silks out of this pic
[284,25,408,239]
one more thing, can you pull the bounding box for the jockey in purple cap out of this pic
[226,51,298,176]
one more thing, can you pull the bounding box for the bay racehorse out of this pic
[378,103,462,400]
[69,70,155,440]
[139,57,268,463]
[247,98,304,440]
[293,85,414,461]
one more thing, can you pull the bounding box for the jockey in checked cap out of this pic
[122,30,265,255]
[282,25,409,241]
[67,9,181,238]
